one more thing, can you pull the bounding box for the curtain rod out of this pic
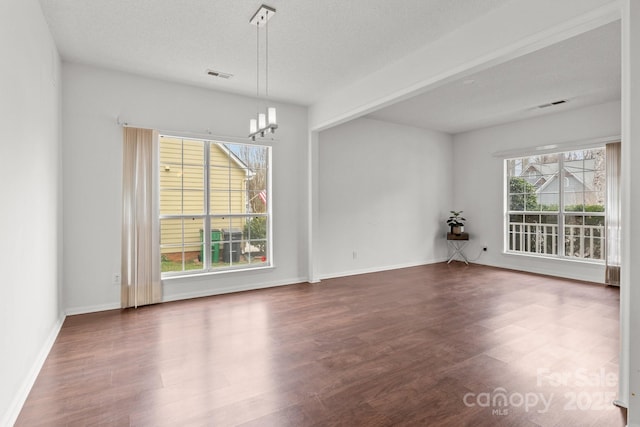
[492,135,620,159]
[115,116,278,145]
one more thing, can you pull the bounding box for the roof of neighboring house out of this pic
[522,163,558,188]
[537,171,586,194]
[521,159,596,194]
[524,163,558,177]
[520,160,593,193]
[215,143,255,179]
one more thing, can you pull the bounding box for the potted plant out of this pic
[447,210,466,235]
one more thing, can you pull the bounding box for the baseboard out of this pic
[65,302,120,316]
[1,313,65,427]
[318,258,448,280]
[470,255,605,284]
[162,276,308,303]
[67,277,312,314]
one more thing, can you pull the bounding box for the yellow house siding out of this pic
[159,136,248,256]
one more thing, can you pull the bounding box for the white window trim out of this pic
[159,135,273,279]
[503,147,606,264]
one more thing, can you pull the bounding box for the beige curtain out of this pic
[121,127,162,307]
[605,142,621,285]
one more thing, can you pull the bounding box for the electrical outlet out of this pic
[112,273,121,285]
[353,251,358,260]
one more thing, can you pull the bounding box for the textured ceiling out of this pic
[38,0,511,106]
[367,21,621,134]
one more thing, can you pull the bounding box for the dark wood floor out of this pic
[16,263,626,426]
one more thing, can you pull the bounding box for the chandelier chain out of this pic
[256,20,260,105]
[248,5,277,139]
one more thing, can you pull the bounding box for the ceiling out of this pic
[367,20,621,134]
[38,0,511,106]
[38,1,620,134]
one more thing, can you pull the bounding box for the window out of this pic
[159,136,271,276]
[506,147,605,261]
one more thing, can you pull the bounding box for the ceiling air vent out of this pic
[537,99,568,109]
[206,69,233,79]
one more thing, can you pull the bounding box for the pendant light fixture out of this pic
[249,4,277,141]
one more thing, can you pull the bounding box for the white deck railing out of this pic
[508,222,604,260]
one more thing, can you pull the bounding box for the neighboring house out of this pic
[521,162,558,189]
[520,159,598,207]
[159,136,254,261]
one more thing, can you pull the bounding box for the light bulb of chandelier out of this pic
[268,107,277,126]
[258,113,266,130]
[249,119,258,134]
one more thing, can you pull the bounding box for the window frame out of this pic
[159,135,273,279]
[504,147,606,263]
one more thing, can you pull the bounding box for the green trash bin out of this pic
[200,229,222,263]
[211,229,221,263]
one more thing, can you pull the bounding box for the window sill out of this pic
[162,264,274,283]
[503,250,605,265]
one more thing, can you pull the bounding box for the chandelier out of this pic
[249,4,277,141]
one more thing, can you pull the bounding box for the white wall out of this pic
[452,100,621,283]
[318,118,452,278]
[62,63,308,313]
[0,0,63,425]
